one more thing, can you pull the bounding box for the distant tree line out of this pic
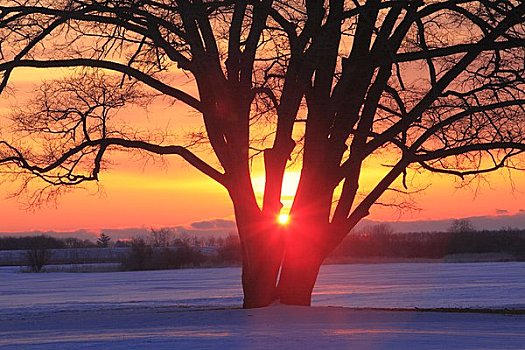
[0,230,243,271]
[120,232,242,271]
[120,237,206,271]
[4,222,524,272]
[0,235,67,250]
[330,223,525,260]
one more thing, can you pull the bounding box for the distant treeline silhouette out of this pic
[118,234,242,270]
[0,235,67,250]
[331,228,525,259]
[0,232,243,270]
[2,227,525,265]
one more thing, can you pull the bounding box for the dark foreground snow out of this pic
[1,262,524,349]
[1,306,524,350]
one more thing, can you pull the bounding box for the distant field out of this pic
[2,262,524,312]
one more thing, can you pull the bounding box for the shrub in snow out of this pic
[25,248,53,272]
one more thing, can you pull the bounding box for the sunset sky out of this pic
[0,156,524,233]
[1,67,525,233]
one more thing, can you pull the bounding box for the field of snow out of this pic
[1,262,524,349]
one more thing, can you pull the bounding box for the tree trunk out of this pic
[238,221,343,307]
[235,200,339,308]
[277,232,326,306]
[239,221,284,308]
[240,225,331,307]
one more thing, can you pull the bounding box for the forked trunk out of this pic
[239,218,338,308]
[239,221,284,308]
[277,225,336,306]
[277,241,325,306]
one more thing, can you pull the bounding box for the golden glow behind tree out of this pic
[0,0,524,307]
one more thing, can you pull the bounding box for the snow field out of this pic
[1,262,524,349]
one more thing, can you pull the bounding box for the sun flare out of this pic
[277,213,290,225]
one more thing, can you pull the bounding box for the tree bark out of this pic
[240,224,329,307]
[276,228,328,306]
[278,249,324,306]
[238,220,284,308]
[239,225,336,307]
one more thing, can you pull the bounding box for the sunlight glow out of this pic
[277,213,290,225]
[251,171,301,211]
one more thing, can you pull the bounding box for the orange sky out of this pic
[1,68,525,232]
[1,153,524,232]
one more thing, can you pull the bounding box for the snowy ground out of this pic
[2,306,525,350]
[1,263,524,349]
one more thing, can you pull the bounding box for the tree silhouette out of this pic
[0,1,524,307]
[97,233,112,248]
[149,228,174,247]
[448,219,476,233]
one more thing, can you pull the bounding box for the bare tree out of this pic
[0,1,524,307]
[25,236,56,272]
[149,228,174,247]
[448,219,476,233]
[25,248,53,272]
[361,223,395,236]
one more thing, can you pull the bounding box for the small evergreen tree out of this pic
[97,233,111,248]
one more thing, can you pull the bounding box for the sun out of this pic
[277,213,290,225]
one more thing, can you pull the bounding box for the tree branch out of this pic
[416,142,525,162]
[1,138,228,187]
[393,40,525,63]
[0,59,203,111]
